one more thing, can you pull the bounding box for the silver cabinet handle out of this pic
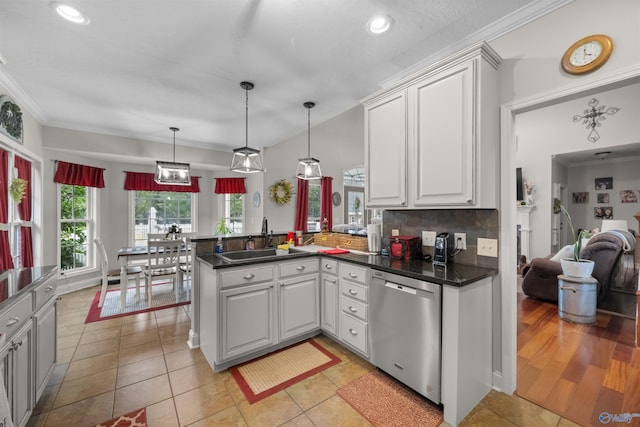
[296,266,305,271]
[326,278,337,283]
[279,282,284,287]
[6,317,19,327]
[45,286,54,292]
[348,306,357,313]
[349,273,358,278]
[349,329,358,336]
[348,289,358,296]
[243,274,255,280]
[12,341,22,351]
[324,264,333,269]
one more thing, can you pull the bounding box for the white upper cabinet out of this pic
[362,42,501,209]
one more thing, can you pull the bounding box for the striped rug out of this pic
[230,339,341,403]
[85,282,190,323]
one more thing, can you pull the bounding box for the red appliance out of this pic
[389,236,421,260]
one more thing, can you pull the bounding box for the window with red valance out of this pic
[0,148,13,270]
[214,178,246,194]
[124,172,200,193]
[54,161,105,188]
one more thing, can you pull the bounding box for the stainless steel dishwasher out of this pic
[370,269,442,403]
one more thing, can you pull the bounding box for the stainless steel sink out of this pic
[219,248,278,263]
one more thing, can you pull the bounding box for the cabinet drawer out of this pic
[340,312,368,355]
[0,293,33,339]
[279,258,319,278]
[33,280,56,311]
[340,296,367,322]
[340,280,368,304]
[341,263,367,285]
[220,265,274,288]
[321,258,338,275]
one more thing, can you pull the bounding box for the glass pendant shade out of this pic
[230,146,264,173]
[155,127,191,185]
[296,101,321,180]
[230,81,264,173]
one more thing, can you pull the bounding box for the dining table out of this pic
[117,244,191,308]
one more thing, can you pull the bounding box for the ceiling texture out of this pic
[0,0,567,156]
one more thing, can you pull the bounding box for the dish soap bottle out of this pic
[246,236,255,251]
[215,238,224,253]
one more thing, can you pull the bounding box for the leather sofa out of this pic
[521,232,628,304]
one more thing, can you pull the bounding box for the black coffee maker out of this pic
[433,232,453,266]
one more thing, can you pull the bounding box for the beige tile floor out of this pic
[27,284,575,427]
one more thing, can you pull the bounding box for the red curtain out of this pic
[321,176,333,231]
[214,178,246,194]
[14,155,33,268]
[294,179,309,232]
[54,161,105,188]
[0,149,14,270]
[124,172,200,193]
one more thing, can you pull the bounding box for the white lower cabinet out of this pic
[320,259,339,337]
[279,274,319,341]
[1,319,33,427]
[337,262,370,357]
[220,281,276,361]
[34,298,56,401]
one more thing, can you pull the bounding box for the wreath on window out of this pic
[0,96,23,141]
[269,179,292,205]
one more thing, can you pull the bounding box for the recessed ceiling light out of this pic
[367,15,392,35]
[51,2,90,25]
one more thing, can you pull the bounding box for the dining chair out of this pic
[177,232,196,295]
[94,237,142,308]
[144,237,183,306]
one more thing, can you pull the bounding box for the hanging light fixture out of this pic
[230,81,264,173]
[155,127,191,185]
[296,101,322,180]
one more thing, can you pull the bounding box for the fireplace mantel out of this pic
[517,205,534,260]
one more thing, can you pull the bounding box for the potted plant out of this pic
[559,204,594,277]
[215,219,233,235]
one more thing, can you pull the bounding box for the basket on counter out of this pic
[313,232,368,251]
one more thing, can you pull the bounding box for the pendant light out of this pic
[154,127,191,185]
[296,101,322,180]
[230,81,264,173]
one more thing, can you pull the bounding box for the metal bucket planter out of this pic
[560,258,595,278]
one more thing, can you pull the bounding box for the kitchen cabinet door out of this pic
[220,282,276,361]
[279,274,320,341]
[1,320,34,427]
[411,61,475,206]
[34,299,56,401]
[320,273,338,336]
[364,90,407,208]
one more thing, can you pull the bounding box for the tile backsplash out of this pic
[383,209,499,269]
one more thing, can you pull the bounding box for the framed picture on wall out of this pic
[595,177,613,190]
[620,190,639,203]
[572,192,589,203]
[594,206,613,219]
[597,193,609,203]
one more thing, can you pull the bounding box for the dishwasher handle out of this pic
[384,281,417,295]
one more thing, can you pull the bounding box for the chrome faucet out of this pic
[261,217,268,236]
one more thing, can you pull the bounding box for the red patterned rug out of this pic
[230,339,341,404]
[337,369,443,427]
[96,407,146,427]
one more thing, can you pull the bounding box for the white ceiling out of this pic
[0,0,566,152]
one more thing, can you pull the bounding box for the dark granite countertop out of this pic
[198,248,496,287]
[0,266,58,310]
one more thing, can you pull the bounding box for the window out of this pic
[308,183,321,231]
[59,184,93,272]
[221,194,243,234]
[133,191,194,246]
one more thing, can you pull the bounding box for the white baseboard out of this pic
[55,277,100,296]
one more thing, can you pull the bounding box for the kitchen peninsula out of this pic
[187,235,496,426]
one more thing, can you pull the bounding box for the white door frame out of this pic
[498,64,640,393]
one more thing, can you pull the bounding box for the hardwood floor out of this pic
[516,291,640,427]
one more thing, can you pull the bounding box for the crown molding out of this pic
[0,68,47,123]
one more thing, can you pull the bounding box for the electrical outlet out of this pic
[422,231,437,246]
[454,233,466,250]
[391,229,400,236]
[477,238,498,257]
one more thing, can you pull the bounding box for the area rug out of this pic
[230,338,341,404]
[337,369,443,427]
[96,407,146,427]
[85,282,190,323]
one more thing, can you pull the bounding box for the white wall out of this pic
[514,82,640,258]
[263,106,364,232]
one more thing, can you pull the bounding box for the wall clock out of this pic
[252,192,261,207]
[332,192,342,206]
[561,34,613,75]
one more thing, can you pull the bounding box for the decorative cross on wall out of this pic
[572,98,620,143]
